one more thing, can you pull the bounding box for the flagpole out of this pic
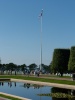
[40,13,42,70]
[40,9,43,71]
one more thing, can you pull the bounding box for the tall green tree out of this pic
[52,48,70,76]
[20,64,27,72]
[6,63,17,75]
[68,46,75,72]
[28,63,37,71]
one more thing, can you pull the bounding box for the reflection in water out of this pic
[51,87,75,96]
[33,84,43,89]
[2,82,4,86]
[8,82,9,86]
[0,82,1,85]
[23,83,43,89]
[0,82,75,100]
[52,97,75,100]
[51,87,70,94]
[51,87,75,100]
[52,98,68,100]
[38,87,75,100]
[23,83,30,89]
[10,82,12,87]
[0,82,43,89]
[0,82,4,86]
[0,82,14,87]
[14,82,16,87]
[0,82,50,100]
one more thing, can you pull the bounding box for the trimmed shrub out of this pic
[51,48,70,76]
[68,46,75,72]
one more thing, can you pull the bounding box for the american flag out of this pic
[39,9,43,17]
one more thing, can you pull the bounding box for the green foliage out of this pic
[41,64,50,72]
[5,63,17,71]
[49,61,52,73]
[51,49,70,76]
[28,63,37,71]
[51,87,69,93]
[20,64,26,71]
[68,46,75,72]
[37,93,75,99]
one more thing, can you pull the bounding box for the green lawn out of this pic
[0,75,74,85]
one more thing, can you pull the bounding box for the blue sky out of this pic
[0,0,75,66]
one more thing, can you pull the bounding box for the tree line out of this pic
[0,63,50,75]
[1,46,75,76]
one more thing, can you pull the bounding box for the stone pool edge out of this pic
[0,92,31,100]
[11,78,75,90]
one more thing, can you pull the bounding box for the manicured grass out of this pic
[40,74,71,78]
[0,94,21,100]
[0,75,74,85]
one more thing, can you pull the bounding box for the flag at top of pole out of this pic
[39,9,43,17]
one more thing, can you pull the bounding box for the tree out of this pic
[18,64,27,75]
[51,48,70,76]
[49,61,53,74]
[0,64,3,74]
[41,64,50,73]
[20,64,27,73]
[6,63,17,75]
[28,63,37,71]
[68,46,75,72]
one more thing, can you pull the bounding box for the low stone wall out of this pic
[11,78,75,90]
[0,92,31,100]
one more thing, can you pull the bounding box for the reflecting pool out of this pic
[0,82,75,100]
[0,82,51,100]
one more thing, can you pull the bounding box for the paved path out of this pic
[11,78,75,90]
